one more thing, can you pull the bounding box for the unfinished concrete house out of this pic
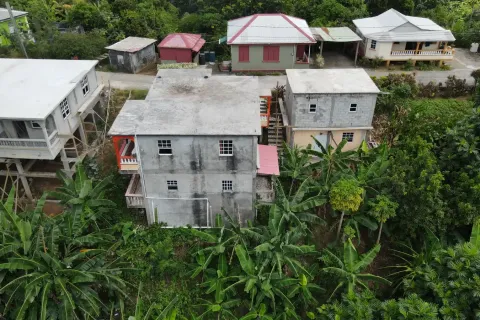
[284,69,380,151]
[109,69,279,227]
[0,59,103,200]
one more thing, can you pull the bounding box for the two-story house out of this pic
[353,9,455,66]
[109,69,279,227]
[0,59,104,199]
[227,14,316,72]
[284,69,380,151]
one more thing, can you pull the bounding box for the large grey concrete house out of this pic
[106,37,157,74]
[0,58,104,199]
[284,69,380,151]
[109,69,279,227]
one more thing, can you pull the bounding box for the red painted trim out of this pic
[281,14,315,43]
[228,14,258,44]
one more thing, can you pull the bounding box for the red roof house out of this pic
[158,33,206,63]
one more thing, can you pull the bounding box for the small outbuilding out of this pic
[105,37,157,73]
[158,33,205,64]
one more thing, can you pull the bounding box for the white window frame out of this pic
[219,140,233,156]
[167,180,178,191]
[370,40,377,50]
[342,132,354,142]
[60,98,70,119]
[309,104,317,113]
[349,103,357,112]
[158,140,172,155]
[30,121,41,129]
[81,76,90,96]
[222,180,233,192]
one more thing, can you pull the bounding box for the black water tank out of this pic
[199,53,206,65]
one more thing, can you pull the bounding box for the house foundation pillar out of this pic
[60,149,71,177]
[14,160,33,200]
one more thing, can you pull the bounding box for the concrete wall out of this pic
[131,44,157,73]
[108,44,156,73]
[284,87,377,129]
[231,44,310,71]
[291,128,367,151]
[136,135,257,227]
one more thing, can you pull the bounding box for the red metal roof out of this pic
[257,145,280,176]
[158,33,205,51]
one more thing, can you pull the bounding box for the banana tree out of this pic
[305,138,358,186]
[0,188,130,320]
[322,239,391,300]
[49,163,116,227]
[272,176,326,231]
[280,143,312,196]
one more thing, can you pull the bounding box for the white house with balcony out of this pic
[0,59,104,199]
[353,9,456,66]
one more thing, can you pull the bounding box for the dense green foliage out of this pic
[1,0,479,58]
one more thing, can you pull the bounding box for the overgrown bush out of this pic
[402,59,414,71]
[440,75,472,97]
[314,53,325,68]
[418,81,440,98]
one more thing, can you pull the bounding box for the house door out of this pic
[313,134,328,151]
[13,121,29,139]
[405,42,417,50]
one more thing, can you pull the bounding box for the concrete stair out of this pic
[267,114,284,154]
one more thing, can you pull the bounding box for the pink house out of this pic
[158,33,206,64]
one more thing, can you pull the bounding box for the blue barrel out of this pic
[210,51,216,62]
[204,51,212,62]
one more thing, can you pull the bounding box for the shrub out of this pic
[402,59,414,71]
[440,64,451,71]
[417,61,434,71]
[418,81,440,98]
[314,53,325,68]
[440,75,472,98]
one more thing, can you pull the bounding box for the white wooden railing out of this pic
[120,157,138,165]
[0,130,59,149]
[48,131,59,145]
[126,195,144,207]
[391,49,454,56]
[391,50,416,56]
[0,138,47,148]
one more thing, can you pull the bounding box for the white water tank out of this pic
[471,43,479,53]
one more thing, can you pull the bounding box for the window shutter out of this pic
[239,45,249,62]
[263,46,269,61]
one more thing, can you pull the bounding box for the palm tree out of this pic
[322,239,391,300]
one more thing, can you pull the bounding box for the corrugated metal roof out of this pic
[257,145,279,176]
[309,27,361,42]
[227,14,315,44]
[106,37,156,53]
[0,8,27,22]
[353,9,455,42]
[158,33,205,51]
[286,69,380,94]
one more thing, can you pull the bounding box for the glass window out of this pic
[167,180,178,191]
[222,180,233,191]
[370,40,377,49]
[342,132,354,142]
[81,76,89,96]
[60,98,70,119]
[158,140,172,155]
[309,104,317,113]
[350,104,357,112]
[219,140,233,156]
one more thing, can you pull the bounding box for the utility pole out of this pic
[5,2,28,58]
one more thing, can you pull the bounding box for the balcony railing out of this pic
[48,131,59,145]
[125,174,144,208]
[391,49,454,56]
[0,130,59,149]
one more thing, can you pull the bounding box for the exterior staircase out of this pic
[267,108,284,154]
